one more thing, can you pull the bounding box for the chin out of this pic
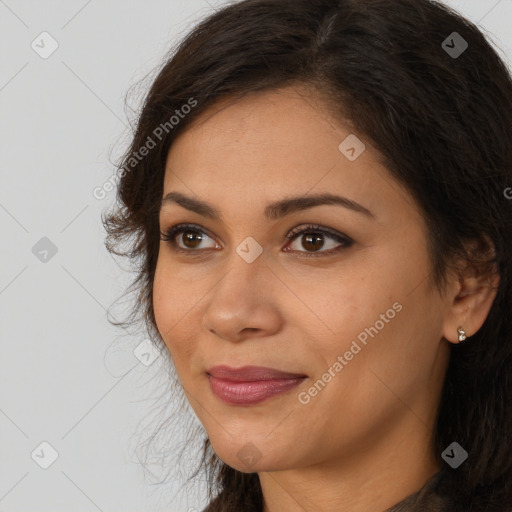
[210,438,302,474]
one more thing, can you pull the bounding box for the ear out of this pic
[442,238,500,344]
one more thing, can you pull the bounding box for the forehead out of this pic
[162,86,413,221]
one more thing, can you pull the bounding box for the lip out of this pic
[207,365,307,406]
[207,365,307,381]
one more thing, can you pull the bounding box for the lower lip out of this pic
[208,375,306,405]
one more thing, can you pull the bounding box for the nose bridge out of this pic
[216,239,268,300]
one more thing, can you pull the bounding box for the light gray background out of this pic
[1,1,511,511]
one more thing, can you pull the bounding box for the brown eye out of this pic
[180,229,204,249]
[284,224,353,256]
[300,233,325,252]
[160,224,219,252]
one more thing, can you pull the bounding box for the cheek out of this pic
[291,266,393,352]
[152,262,199,368]
[153,263,183,357]
[152,264,170,339]
[297,251,427,388]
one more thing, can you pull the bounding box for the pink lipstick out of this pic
[207,365,307,406]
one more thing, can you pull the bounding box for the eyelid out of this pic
[285,223,350,242]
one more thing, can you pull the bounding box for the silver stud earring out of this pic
[457,326,467,342]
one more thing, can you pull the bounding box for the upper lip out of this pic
[207,365,307,381]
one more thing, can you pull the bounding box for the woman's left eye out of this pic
[160,223,353,256]
[284,224,353,256]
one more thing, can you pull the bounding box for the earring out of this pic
[457,326,467,342]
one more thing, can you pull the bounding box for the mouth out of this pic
[206,365,307,406]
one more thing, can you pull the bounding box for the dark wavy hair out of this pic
[103,0,512,510]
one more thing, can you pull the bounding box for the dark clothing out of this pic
[384,471,453,511]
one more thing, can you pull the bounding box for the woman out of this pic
[103,0,512,510]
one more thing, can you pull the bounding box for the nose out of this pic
[201,252,283,343]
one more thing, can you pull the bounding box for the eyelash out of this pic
[160,223,353,258]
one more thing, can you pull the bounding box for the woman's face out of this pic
[153,86,453,473]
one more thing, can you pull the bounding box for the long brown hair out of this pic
[103,1,512,510]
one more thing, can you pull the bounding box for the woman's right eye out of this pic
[160,224,220,253]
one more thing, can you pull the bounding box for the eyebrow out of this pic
[160,191,376,221]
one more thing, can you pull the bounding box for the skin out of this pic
[152,85,499,512]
